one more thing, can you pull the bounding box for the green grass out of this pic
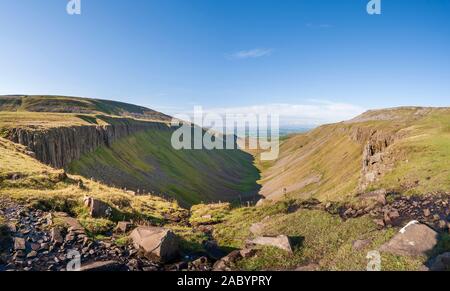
[213,201,426,271]
[374,111,450,194]
[79,218,116,237]
[189,203,231,225]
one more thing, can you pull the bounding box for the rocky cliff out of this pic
[6,118,171,168]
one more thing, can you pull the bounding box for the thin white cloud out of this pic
[306,23,333,29]
[228,48,273,60]
[171,100,366,126]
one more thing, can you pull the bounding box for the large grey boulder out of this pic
[246,235,293,253]
[130,226,179,262]
[380,221,438,257]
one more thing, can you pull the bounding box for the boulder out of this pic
[83,197,111,218]
[116,221,133,233]
[380,221,438,257]
[246,235,293,253]
[130,226,179,262]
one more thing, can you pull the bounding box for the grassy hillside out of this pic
[260,107,450,202]
[0,137,186,226]
[68,128,260,207]
[0,96,260,207]
[0,95,171,122]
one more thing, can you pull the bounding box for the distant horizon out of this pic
[1,93,449,128]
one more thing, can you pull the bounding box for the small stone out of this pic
[374,219,385,229]
[65,234,75,242]
[30,243,41,251]
[423,209,431,217]
[352,239,372,251]
[14,237,26,251]
[116,221,133,233]
[26,251,37,258]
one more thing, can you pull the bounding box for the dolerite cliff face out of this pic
[6,119,171,168]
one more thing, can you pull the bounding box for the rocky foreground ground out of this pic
[0,198,217,271]
[1,190,450,271]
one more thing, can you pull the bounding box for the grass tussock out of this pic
[189,203,231,225]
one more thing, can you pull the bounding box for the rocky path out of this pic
[0,198,185,271]
[338,191,450,231]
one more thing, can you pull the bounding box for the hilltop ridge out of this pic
[0,95,172,122]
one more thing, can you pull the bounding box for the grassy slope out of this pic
[68,129,260,207]
[373,110,450,193]
[260,107,450,202]
[0,137,186,226]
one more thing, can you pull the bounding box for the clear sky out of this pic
[0,0,449,125]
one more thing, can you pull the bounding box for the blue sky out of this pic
[0,0,449,125]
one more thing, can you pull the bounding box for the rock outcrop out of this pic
[246,235,293,253]
[380,221,438,257]
[6,118,171,168]
[130,226,179,262]
[359,130,397,190]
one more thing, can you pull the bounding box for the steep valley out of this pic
[1,96,450,271]
[0,96,260,207]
